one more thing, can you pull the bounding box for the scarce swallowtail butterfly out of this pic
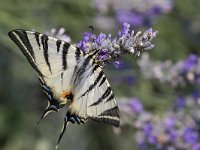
[8,29,120,148]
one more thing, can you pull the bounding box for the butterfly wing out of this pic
[69,60,120,127]
[9,29,120,127]
[8,29,85,92]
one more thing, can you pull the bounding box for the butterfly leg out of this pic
[56,111,85,149]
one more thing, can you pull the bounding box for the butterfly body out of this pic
[8,29,120,148]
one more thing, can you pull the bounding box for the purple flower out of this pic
[147,134,157,144]
[98,49,109,61]
[183,127,198,144]
[77,23,158,68]
[113,60,121,68]
[138,53,200,87]
[129,98,143,113]
[77,32,94,53]
[143,123,153,135]
[192,144,200,150]
[117,10,144,27]
[196,77,200,85]
[183,54,198,72]
[94,33,107,46]
[136,139,147,150]
[174,97,185,109]
[92,0,173,29]
[117,22,131,38]
[192,91,200,102]
[166,129,177,141]
[164,116,176,129]
[123,76,135,85]
[83,32,93,41]
[147,6,162,18]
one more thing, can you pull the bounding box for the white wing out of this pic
[8,29,85,96]
[69,60,120,127]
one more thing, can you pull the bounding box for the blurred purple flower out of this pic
[123,76,135,85]
[192,91,200,102]
[143,122,153,135]
[174,96,185,109]
[129,98,143,113]
[164,116,176,129]
[167,129,177,141]
[183,127,198,144]
[92,0,173,28]
[192,144,200,150]
[117,10,144,27]
[196,77,200,85]
[183,54,198,72]
[147,6,162,18]
[147,134,157,144]
[138,53,200,87]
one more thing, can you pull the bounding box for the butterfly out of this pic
[8,29,120,148]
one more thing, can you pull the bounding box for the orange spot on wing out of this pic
[60,91,70,99]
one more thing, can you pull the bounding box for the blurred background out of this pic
[1,0,200,150]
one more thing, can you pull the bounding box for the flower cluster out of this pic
[92,0,173,28]
[117,95,200,150]
[77,23,158,67]
[138,53,200,87]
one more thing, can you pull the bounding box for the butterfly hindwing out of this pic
[70,62,120,127]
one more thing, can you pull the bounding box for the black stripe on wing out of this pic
[89,87,112,107]
[76,50,98,79]
[62,43,70,70]
[35,33,41,49]
[8,29,43,77]
[56,40,61,53]
[91,107,120,127]
[41,34,52,73]
[79,70,104,98]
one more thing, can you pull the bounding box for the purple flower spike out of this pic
[77,23,158,68]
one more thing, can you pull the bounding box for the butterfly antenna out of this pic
[55,119,69,149]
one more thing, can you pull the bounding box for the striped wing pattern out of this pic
[71,55,120,126]
[8,29,119,127]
